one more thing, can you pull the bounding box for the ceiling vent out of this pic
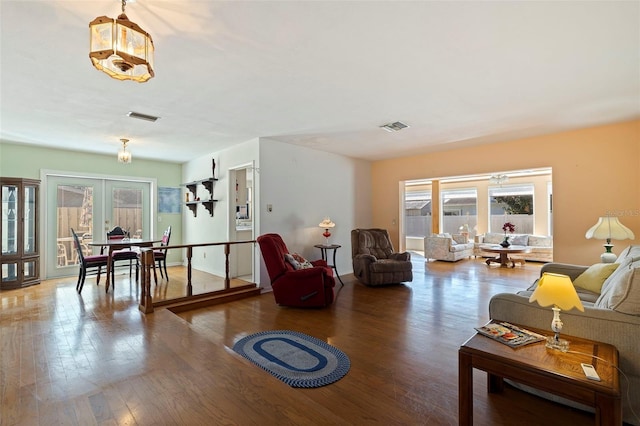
[127,111,160,122]
[380,121,409,132]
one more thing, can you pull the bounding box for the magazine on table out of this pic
[475,321,545,347]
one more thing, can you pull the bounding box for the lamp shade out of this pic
[585,216,635,240]
[529,273,584,312]
[319,218,335,228]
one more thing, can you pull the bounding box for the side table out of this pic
[314,244,345,286]
[459,325,621,425]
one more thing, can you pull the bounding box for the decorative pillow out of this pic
[435,233,452,239]
[573,263,619,294]
[452,234,467,244]
[528,235,552,247]
[284,253,313,270]
[595,260,640,315]
[510,234,528,246]
[483,233,504,244]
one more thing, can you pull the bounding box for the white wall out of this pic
[182,137,373,291]
[258,138,372,287]
[182,138,260,278]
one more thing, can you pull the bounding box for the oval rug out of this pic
[232,330,350,388]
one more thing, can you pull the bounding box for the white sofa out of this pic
[475,232,553,262]
[424,233,474,262]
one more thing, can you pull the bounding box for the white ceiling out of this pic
[1,1,639,164]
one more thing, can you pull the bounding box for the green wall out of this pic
[0,142,181,184]
[0,141,184,270]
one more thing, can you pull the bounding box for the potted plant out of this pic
[501,222,515,247]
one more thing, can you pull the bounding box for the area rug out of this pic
[232,330,350,388]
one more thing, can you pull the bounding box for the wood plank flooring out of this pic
[1,255,596,425]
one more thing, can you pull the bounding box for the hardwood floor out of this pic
[0,255,596,425]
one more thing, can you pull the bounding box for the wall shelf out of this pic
[183,178,218,217]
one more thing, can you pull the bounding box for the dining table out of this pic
[88,238,161,292]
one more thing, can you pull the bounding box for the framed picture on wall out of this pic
[158,187,181,214]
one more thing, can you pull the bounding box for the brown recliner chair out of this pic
[351,228,413,286]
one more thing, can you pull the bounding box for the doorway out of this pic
[228,164,255,282]
[44,173,153,279]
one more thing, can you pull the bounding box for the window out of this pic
[404,188,431,237]
[441,188,477,237]
[489,184,534,234]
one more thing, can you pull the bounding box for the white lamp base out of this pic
[601,250,617,263]
[545,335,569,352]
[601,243,617,263]
[547,306,570,352]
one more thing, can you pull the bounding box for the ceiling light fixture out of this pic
[89,0,155,83]
[489,174,509,185]
[118,138,132,163]
[380,121,409,132]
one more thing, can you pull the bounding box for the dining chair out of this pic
[107,226,139,282]
[153,226,172,283]
[71,228,110,293]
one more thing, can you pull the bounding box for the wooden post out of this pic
[187,246,193,296]
[432,180,440,234]
[138,249,154,314]
[224,243,230,289]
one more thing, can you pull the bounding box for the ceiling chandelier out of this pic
[489,174,509,185]
[89,0,155,83]
[118,138,132,163]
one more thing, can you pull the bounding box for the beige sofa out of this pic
[424,233,474,262]
[489,245,640,425]
[475,232,553,262]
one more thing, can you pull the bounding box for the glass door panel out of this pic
[105,182,149,239]
[2,184,18,256]
[24,184,37,254]
[2,262,18,284]
[24,259,38,280]
[46,177,103,279]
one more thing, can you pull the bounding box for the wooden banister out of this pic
[138,239,256,314]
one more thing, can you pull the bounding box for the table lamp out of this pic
[529,272,584,352]
[585,216,635,263]
[319,218,335,245]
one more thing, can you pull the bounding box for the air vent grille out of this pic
[380,121,409,132]
[127,111,160,122]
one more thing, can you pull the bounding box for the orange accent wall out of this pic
[372,119,639,265]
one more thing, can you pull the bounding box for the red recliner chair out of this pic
[257,233,335,307]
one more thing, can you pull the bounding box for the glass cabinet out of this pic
[1,177,40,289]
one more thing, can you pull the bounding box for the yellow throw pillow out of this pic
[572,263,619,294]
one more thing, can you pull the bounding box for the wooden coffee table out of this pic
[459,325,621,425]
[480,244,531,268]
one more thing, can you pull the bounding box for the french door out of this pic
[45,175,152,279]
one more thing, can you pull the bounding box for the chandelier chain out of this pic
[121,0,127,14]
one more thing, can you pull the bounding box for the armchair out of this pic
[424,233,474,262]
[257,233,335,307]
[351,228,413,286]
